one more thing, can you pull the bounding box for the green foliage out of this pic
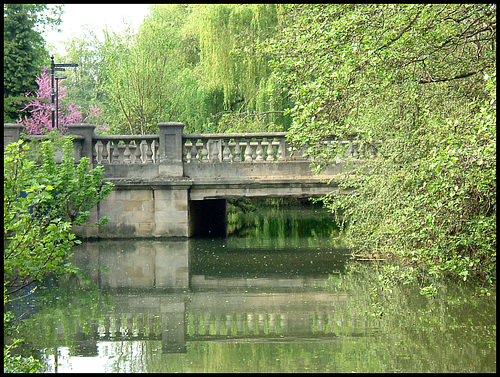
[58,4,291,134]
[4,136,114,294]
[263,4,497,284]
[3,3,62,122]
[272,4,496,286]
[4,339,45,373]
[3,134,113,373]
[58,28,111,121]
[267,4,496,150]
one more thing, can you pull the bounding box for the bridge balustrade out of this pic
[4,123,379,166]
[182,132,290,163]
[92,135,159,164]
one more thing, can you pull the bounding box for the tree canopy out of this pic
[27,3,496,285]
[3,3,62,122]
[58,4,291,134]
[266,4,496,284]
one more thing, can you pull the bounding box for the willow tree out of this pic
[188,3,290,132]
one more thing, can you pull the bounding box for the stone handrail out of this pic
[4,122,378,167]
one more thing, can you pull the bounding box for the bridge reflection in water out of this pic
[59,239,362,354]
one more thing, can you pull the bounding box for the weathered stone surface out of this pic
[4,123,370,239]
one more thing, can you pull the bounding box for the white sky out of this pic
[43,4,152,56]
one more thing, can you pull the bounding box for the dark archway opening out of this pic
[189,199,227,238]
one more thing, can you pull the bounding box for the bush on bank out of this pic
[4,135,114,372]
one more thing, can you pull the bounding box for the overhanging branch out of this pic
[418,71,478,84]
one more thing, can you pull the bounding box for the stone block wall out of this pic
[74,185,191,239]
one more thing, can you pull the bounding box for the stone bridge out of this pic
[4,123,378,238]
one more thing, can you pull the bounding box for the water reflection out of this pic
[7,206,496,373]
[64,237,350,355]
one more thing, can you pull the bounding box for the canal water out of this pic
[7,202,496,373]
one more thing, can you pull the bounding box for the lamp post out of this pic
[50,56,78,132]
[55,75,67,130]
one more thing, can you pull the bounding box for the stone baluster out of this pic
[152,139,159,163]
[145,140,154,163]
[222,138,232,162]
[184,139,192,163]
[134,140,142,163]
[244,139,253,162]
[266,138,275,161]
[93,141,101,164]
[234,139,242,162]
[191,140,199,162]
[201,139,209,162]
[252,142,258,160]
[209,139,220,162]
[123,141,132,163]
[255,139,265,161]
[111,141,120,164]
[101,141,109,164]
[278,138,286,161]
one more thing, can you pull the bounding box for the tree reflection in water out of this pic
[8,205,496,372]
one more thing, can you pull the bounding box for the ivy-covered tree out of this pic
[3,4,62,122]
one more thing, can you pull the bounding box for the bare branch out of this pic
[375,6,425,53]
[418,71,478,84]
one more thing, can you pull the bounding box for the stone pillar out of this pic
[67,123,96,163]
[157,122,185,176]
[4,123,24,149]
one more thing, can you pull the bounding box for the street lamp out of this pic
[50,56,78,131]
[55,75,67,130]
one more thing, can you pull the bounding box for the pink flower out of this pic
[18,67,108,135]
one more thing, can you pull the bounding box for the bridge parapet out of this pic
[4,122,379,167]
[183,132,290,163]
[92,134,160,164]
[182,132,378,164]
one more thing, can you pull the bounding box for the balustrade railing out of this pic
[4,123,379,167]
[182,133,378,164]
[92,135,159,165]
[182,133,289,163]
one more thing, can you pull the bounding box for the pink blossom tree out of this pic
[17,67,108,135]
